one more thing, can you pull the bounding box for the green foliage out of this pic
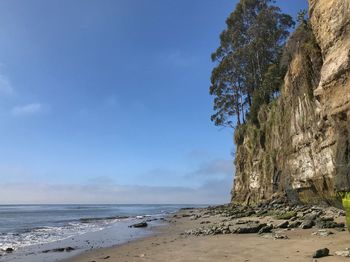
[263,210,296,220]
[210,0,295,128]
[248,62,287,124]
[281,18,319,67]
[297,9,308,26]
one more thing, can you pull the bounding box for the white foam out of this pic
[0,218,121,251]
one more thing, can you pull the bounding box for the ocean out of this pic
[0,204,202,262]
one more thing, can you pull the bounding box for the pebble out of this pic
[335,248,350,257]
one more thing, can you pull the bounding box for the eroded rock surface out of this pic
[232,0,350,205]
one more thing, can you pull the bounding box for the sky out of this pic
[0,0,308,204]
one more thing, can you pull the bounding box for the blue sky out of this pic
[0,0,307,204]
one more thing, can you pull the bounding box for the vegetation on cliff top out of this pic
[210,0,295,128]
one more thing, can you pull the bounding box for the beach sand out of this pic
[63,208,350,262]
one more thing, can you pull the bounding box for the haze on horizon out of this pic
[0,0,307,204]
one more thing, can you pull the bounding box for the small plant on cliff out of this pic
[210,0,295,128]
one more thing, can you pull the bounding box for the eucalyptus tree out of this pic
[210,0,294,127]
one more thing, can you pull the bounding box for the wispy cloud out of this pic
[0,165,33,181]
[11,103,48,116]
[162,50,197,68]
[189,158,233,178]
[0,74,15,96]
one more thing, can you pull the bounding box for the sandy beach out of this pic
[63,205,350,262]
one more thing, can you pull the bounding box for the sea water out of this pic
[0,204,201,262]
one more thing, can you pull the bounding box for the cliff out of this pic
[232,0,350,206]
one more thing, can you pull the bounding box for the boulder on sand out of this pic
[129,222,148,228]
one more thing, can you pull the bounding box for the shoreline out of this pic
[62,202,350,262]
[0,204,195,262]
[0,218,156,262]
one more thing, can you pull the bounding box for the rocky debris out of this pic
[129,222,148,228]
[205,204,257,218]
[184,221,235,236]
[313,248,329,258]
[235,223,267,234]
[190,214,201,220]
[5,248,14,253]
[183,202,346,241]
[273,234,289,240]
[185,221,268,236]
[335,248,350,257]
[312,230,334,237]
[316,218,345,229]
[42,247,75,253]
[260,233,289,240]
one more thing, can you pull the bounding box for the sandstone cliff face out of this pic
[232,0,350,206]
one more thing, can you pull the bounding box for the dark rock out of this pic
[316,220,345,229]
[313,248,329,258]
[180,207,195,210]
[235,220,249,225]
[146,218,158,222]
[301,219,315,229]
[276,221,289,229]
[235,223,267,234]
[288,221,302,228]
[304,213,318,221]
[256,210,268,216]
[42,248,65,253]
[335,227,346,232]
[5,248,14,253]
[129,222,148,228]
[319,216,334,222]
[41,246,75,253]
[54,248,66,252]
[243,210,256,217]
[290,216,298,221]
[258,224,273,234]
